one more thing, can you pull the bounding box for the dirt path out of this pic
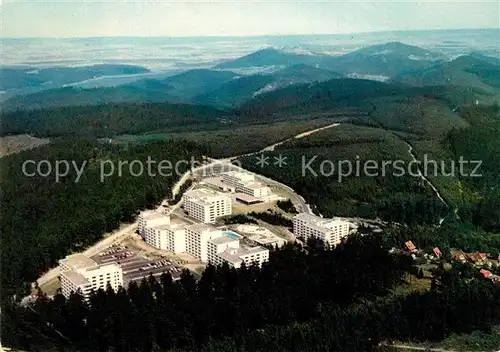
[403,140,448,207]
[228,122,340,160]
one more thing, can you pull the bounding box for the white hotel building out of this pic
[207,232,269,269]
[222,171,270,198]
[213,246,269,269]
[143,220,187,253]
[185,223,225,262]
[183,188,232,224]
[293,213,350,247]
[59,253,123,300]
[138,210,171,237]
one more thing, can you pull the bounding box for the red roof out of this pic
[405,240,416,251]
[467,252,489,262]
[479,269,492,278]
[433,247,441,257]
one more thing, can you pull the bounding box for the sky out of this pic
[2,0,499,38]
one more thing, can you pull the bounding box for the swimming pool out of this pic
[223,231,241,239]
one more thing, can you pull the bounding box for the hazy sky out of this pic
[2,0,499,38]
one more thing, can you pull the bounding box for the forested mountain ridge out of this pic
[331,41,445,77]
[1,103,231,138]
[215,41,446,77]
[4,42,498,111]
[2,64,344,111]
[395,54,500,92]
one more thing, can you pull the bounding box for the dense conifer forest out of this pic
[2,233,499,351]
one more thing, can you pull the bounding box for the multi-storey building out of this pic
[222,171,255,187]
[143,222,187,253]
[221,171,270,197]
[236,181,270,197]
[292,213,350,247]
[215,245,269,269]
[183,188,232,223]
[185,223,224,262]
[138,210,170,236]
[207,234,240,264]
[204,229,270,269]
[59,253,123,299]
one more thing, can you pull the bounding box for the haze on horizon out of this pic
[2,0,499,38]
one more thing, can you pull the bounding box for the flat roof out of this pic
[85,263,121,273]
[61,270,89,286]
[149,222,186,231]
[249,233,285,245]
[223,171,254,179]
[217,245,267,264]
[209,235,239,245]
[242,181,268,190]
[60,253,97,271]
[217,250,243,264]
[234,193,262,203]
[186,223,218,232]
[140,210,166,220]
[294,213,348,231]
[240,245,268,255]
[185,188,230,206]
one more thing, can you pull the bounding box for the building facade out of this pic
[204,231,270,269]
[215,246,269,269]
[59,254,123,299]
[185,223,224,262]
[207,235,240,264]
[183,188,232,223]
[138,211,170,236]
[293,213,350,247]
[222,171,255,187]
[222,171,270,198]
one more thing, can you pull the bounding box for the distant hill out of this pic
[2,69,240,111]
[192,64,342,108]
[214,42,444,78]
[193,75,276,108]
[237,78,407,118]
[214,47,336,70]
[161,69,239,99]
[0,64,150,91]
[395,54,500,92]
[272,63,342,83]
[2,80,180,111]
[332,41,444,77]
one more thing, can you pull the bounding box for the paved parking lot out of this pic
[91,245,183,287]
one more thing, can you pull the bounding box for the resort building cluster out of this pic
[59,170,353,299]
[138,212,269,269]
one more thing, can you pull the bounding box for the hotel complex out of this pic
[183,188,232,223]
[137,210,270,268]
[59,253,123,299]
[293,213,350,246]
